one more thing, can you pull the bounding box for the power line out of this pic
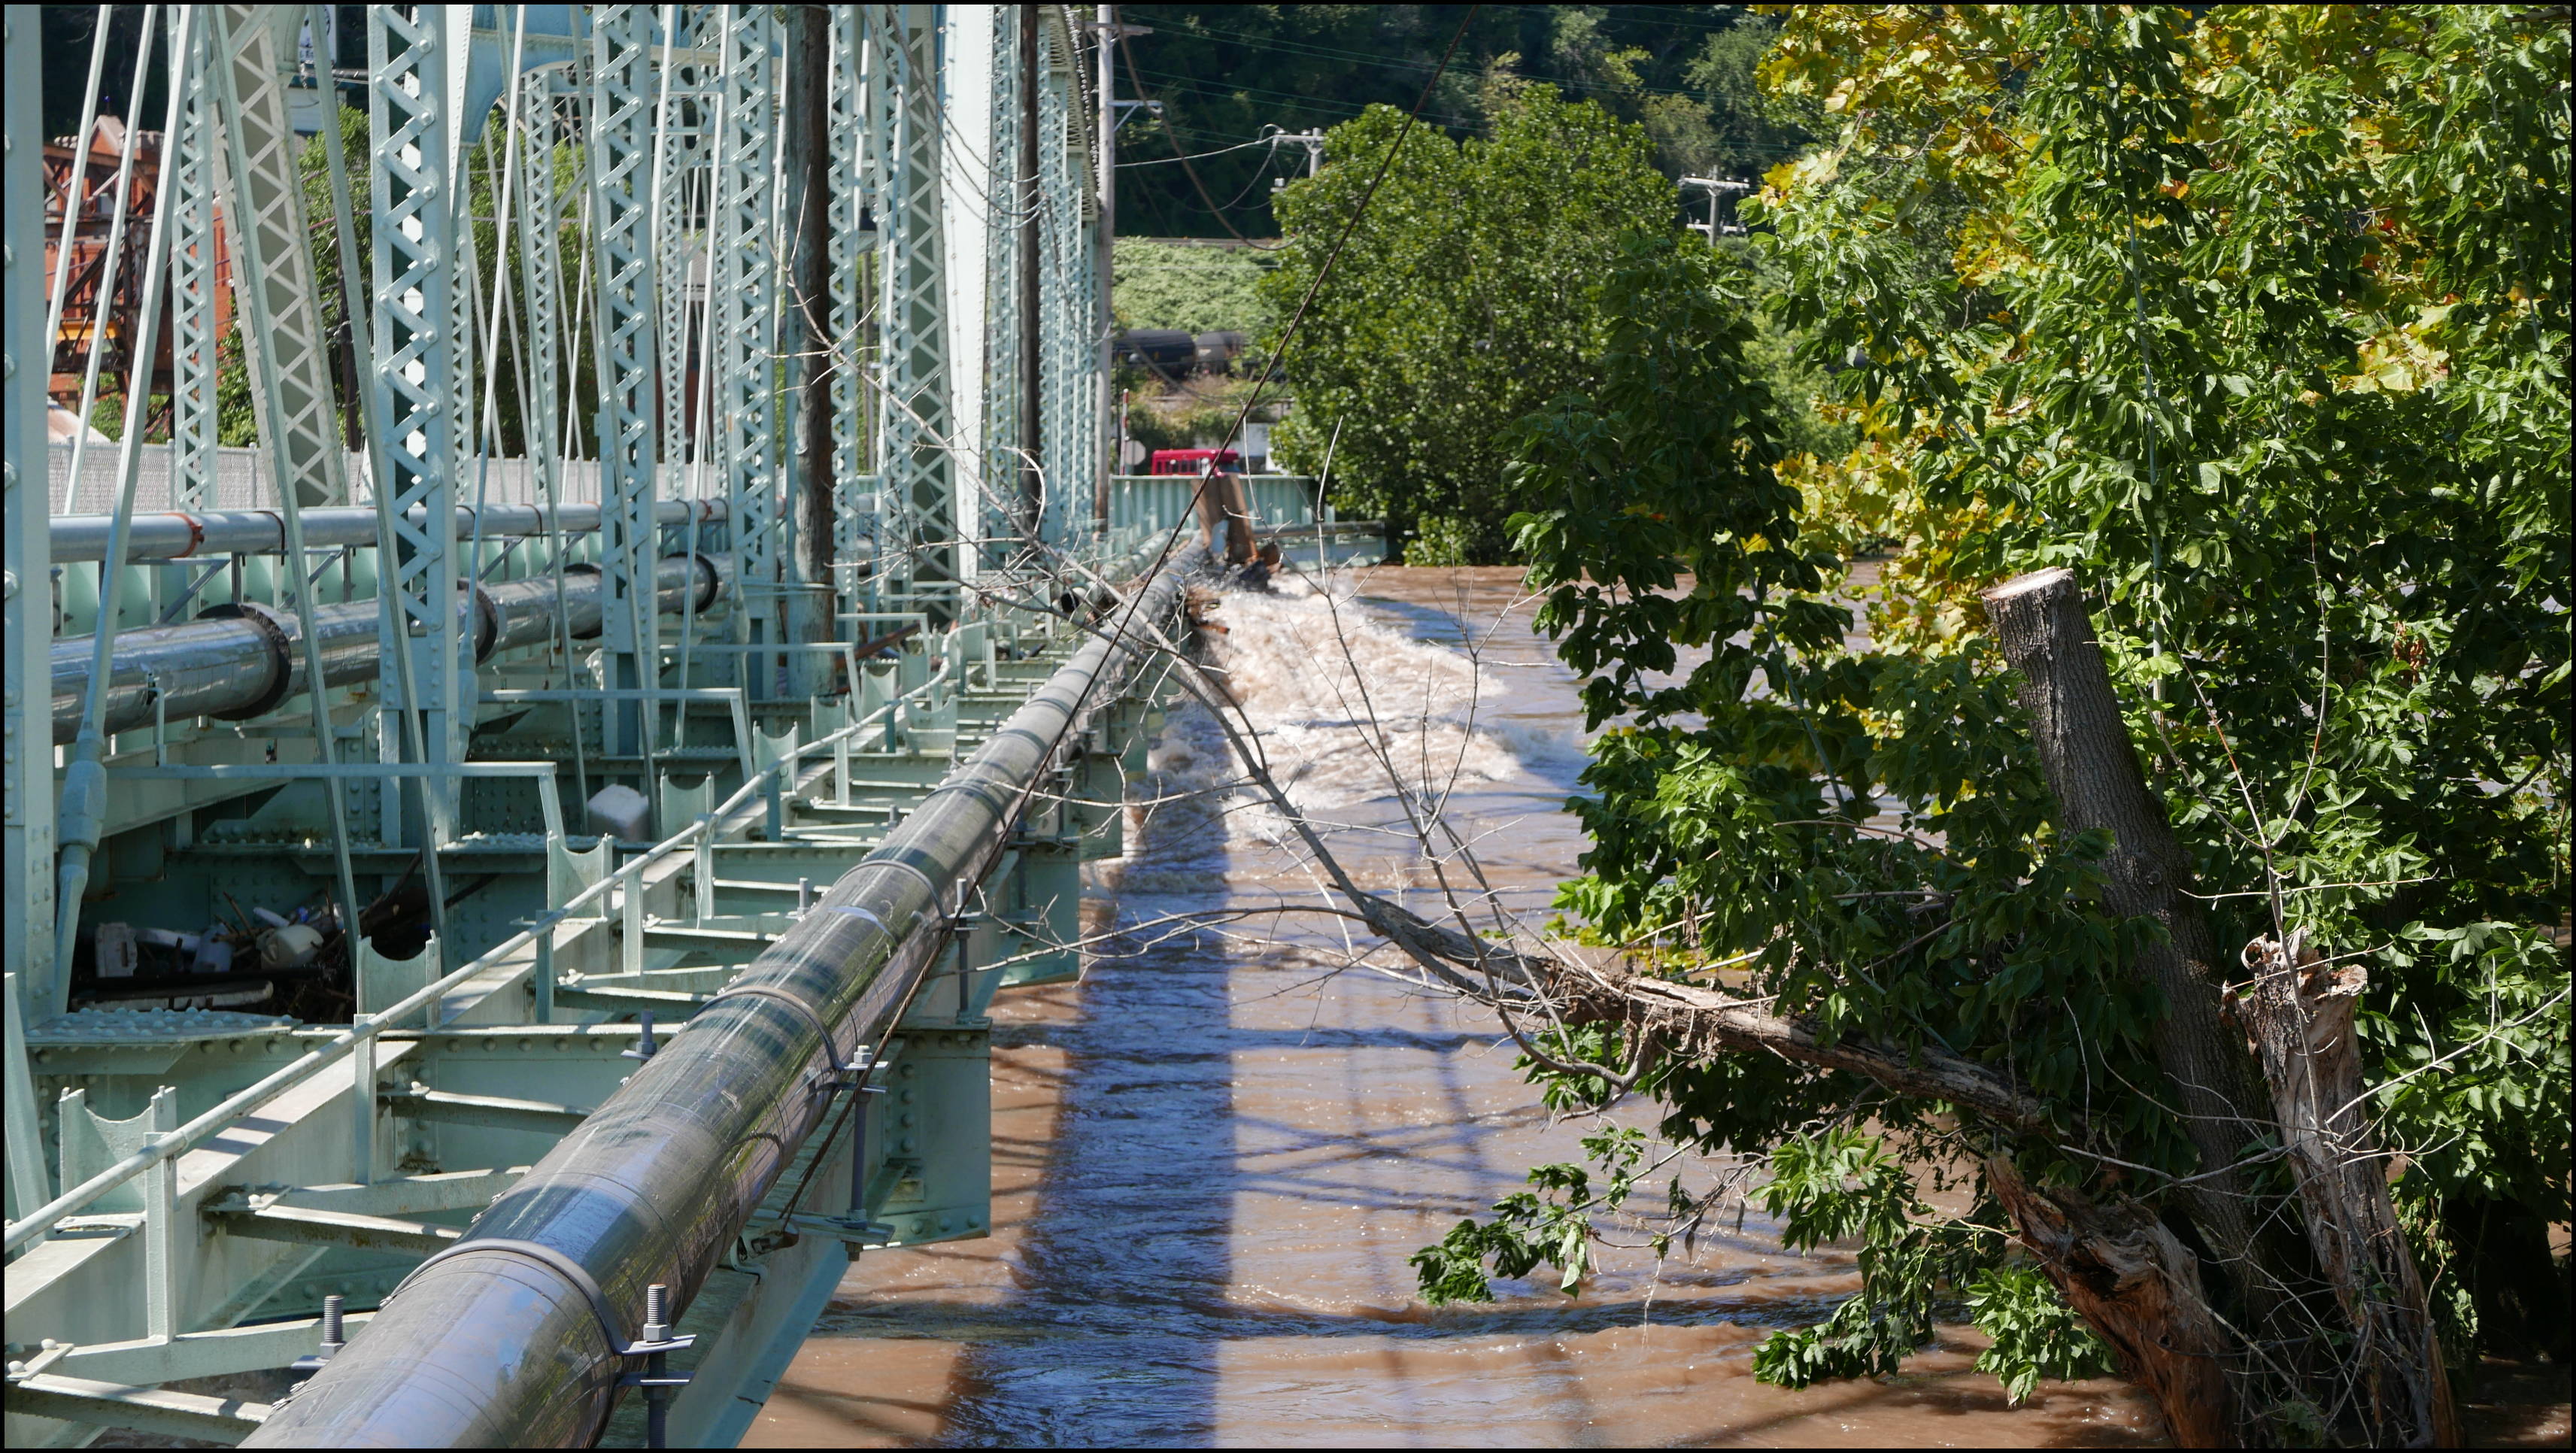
[1170,12,1754,110]
[1117,5,1482,589]
[1116,133,1282,168]
[1125,65,1487,133]
[1125,47,1807,164]
[1120,31,1288,247]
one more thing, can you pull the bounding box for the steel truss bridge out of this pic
[1,7,1351,1446]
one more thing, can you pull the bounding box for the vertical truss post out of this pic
[940,4,994,582]
[512,82,570,526]
[854,8,906,605]
[212,4,352,509]
[880,4,957,618]
[896,3,956,602]
[167,15,223,511]
[983,6,1027,558]
[443,19,478,481]
[652,10,705,487]
[1093,3,1115,529]
[826,5,871,620]
[1032,14,1093,548]
[589,5,668,775]
[3,9,61,1026]
[366,4,466,860]
[717,4,784,676]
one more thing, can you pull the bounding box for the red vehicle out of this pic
[1148,447,1241,476]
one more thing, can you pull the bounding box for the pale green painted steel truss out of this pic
[3,7,1142,1445]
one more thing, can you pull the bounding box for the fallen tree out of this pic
[1155,561,2475,1445]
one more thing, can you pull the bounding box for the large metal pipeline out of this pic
[244,561,1190,1448]
[49,554,730,743]
[47,498,727,563]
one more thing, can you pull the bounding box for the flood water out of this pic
[741,566,2165,1448]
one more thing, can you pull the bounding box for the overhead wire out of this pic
[1105,2,1484,608]
[1115,133,1283,168]
[1117,24,1286,250]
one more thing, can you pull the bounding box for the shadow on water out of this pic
[925,742,1247,1447]
[751,569,2177,1450]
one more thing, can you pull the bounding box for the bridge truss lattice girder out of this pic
[10,2,1112,1112]
[717,3,785,662]
[7,1,1115,1169]
[366,2,469,842]
[0,10,1228,1443]
[165,14,223,512]
[587,3,667,763]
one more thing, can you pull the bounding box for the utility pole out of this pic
[1267,127,1325,207]
[1274,126,1324,177]
[783,7,832,686]
[1679,176,1750,241]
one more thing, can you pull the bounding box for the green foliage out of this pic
[1112,239,1274,338]
[1747,1132,2009,1388]
[1967,1264,2118,1404]
[1437,0,2570,1410]
[1502,229,2186,1187]
[1410,1127,1645,1303]
[214,330,257,447]
[1755,3,2569,1253]
[1261,89,1680,563]
[1115,6,1810,238]
[1122,376,1272,456]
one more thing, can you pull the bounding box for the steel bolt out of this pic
[320,1294,346,1349]
[623,1012,659,1062]
[640,1282,676,1450]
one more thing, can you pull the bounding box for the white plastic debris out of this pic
[586,784,652,842]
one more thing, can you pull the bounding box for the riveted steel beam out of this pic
[716,4,787,680]
[879,5,957,611]
[588,5,668,773]
[166,15,223,511]
[367,3,468,846]
[205,1200,463,1257]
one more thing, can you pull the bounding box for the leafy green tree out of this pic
[1260,88,1678,563]
[1412,6,2567,1442]
[1116,6,1810,238]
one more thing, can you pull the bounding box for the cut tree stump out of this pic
[2231,931,2459,1447]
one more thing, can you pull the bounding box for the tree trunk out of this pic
[1194,469,1256,566]
[1980,569,2285,1306]
[1986,1156,2243,1448]
[2233,932,2459,1446]
[1983,569,2462,1448]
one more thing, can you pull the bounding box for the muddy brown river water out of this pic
[737,565,2171,1448]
